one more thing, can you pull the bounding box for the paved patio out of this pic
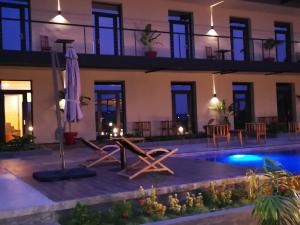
[1,135,300,221]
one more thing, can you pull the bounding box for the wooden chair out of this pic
[40,35,52,52]
[245,123,267,144]
[80,138,121,168]
[133,121,152,137]
[115,137,177,180]
[161,121,177,136]
[206,124,231,147]
[288,122,300,136]
[205,46,218,60]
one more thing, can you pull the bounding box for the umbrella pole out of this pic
[51,51,66,170]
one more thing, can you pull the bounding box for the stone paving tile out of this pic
[0,172,53,212]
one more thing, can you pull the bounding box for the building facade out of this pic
[0,0,300,143]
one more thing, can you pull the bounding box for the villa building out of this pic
[0,0,300,143]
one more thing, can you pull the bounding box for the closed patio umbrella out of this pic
[64,47,83,129]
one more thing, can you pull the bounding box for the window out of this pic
[275,22,291,62]
[94,82,125,138]
[169,11,193,58]
[171,83,196,134]
[232,83,253,129]
[0,0,30,51]
[0,80,33,142]
[93,2,123,55]
[230,17,250,61]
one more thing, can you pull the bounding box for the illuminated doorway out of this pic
[0,81,33,142]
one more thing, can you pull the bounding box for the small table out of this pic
[215,49,231,60]
[112,137,145,169]
[55,39,74,53]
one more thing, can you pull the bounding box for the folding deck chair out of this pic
[115,137,178,180]
[81,138,121,168]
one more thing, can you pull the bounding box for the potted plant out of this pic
[215,100,235,126]
[59,90,91,145]
[263,38,282,62]
[140,24,161,57]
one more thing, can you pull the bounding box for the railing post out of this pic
[261,39,264,61]
[83,26,87,54]
[134,30,137,56]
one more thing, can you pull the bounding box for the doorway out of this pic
[232,83,254,129]
[169,11,193,59]
[276,83,295,123]
[171,83,197,134]
[95,82,125,137]
[0,81,32,142]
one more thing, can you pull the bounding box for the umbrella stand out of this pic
[32,51,96,182]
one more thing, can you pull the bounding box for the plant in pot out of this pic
[214,99,235,126]
[263,38,282,62]
[140,24,161,57]
[59,90,91,145]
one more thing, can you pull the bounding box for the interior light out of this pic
[109,122,113,127]
[113,127,118,134]
[178,126,184,135]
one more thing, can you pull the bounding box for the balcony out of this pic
[0,18,300,73]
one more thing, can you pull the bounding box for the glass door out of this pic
[0,1,30,51]
[169,11,193,59]
[0,92,32,142]
[275,22,291,62]
[232,83,253,129]
[230,18,250,61]
[95,83,125,138]
[276,83,294,123]
[171,83,196,134]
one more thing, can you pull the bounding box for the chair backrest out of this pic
[288,122,300,133]
[214,124,230,137]
[205,46,213,57]
[246,123,266,135]
[40,35,51,51]
[115,137,147,157]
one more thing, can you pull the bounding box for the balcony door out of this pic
[232,83,253,129]
[0,0,30,51]
[93,3,122,55]
[169,11,193,58]
[230,17,250,61]
[276,83,295,123]
[275,22,291,63]
[171,83,196,134]
[0,81,33,143]
[95,83,125,138]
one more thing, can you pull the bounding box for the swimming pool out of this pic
[207,150,300,174]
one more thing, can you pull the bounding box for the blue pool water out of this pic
[208,150,300,174]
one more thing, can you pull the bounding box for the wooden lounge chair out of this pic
[81,138,121,168]
[115,137,178,180]
[288,122,300,137]
[245,123,267,144]
[206,124,231,147]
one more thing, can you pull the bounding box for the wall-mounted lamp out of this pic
[51,0,68,23]
[208,74,220,109]
[207,1,224,36]
[57,0,62,15]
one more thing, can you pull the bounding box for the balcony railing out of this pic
[1,18,300,63]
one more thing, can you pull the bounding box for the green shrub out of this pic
[62,203,101,225]
[0,135,40,152]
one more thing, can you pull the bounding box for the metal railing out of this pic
[1,17,300,63]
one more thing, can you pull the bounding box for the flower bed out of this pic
[60,159,300,225]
